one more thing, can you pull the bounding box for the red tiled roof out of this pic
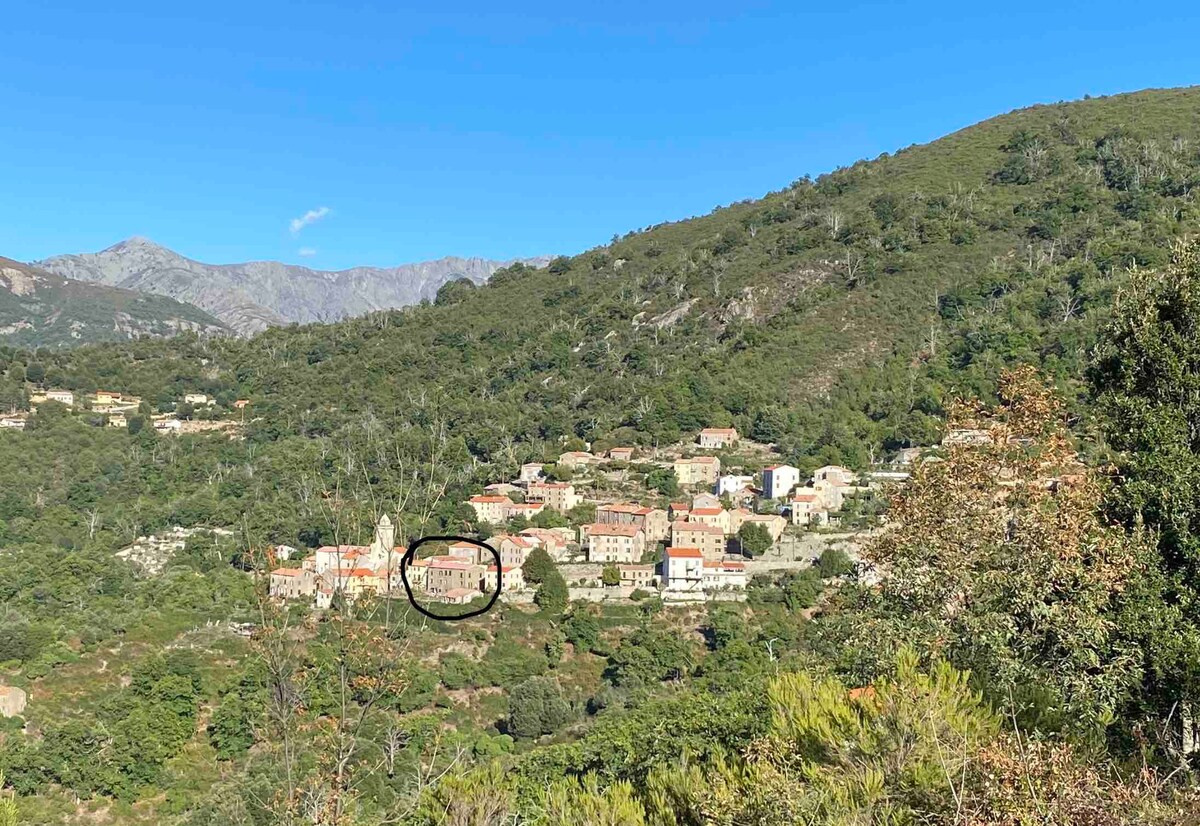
[666,546,704,558]
[700,428,736,436]
[347,567,377,578]
[470,495,511,503]
[429,557,477,570]
[691,507,724,516]
[491,534,532,548]
[586,523,643,537]
[792,494,818,502]
[672,521,724,535]
[272,568,304,577]
[704,559,745,570]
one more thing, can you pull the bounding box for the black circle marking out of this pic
[400,535,502,621]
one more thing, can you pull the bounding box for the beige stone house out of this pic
[468,495,514,524]
[595,502,669,541]
[607,447,636,461]
[698,427,739,449]
[670,521,726,559]
[526,481,580,512]
[789,491,826,526]
[426,557,485,596]
[730,510,787,542]
[488,534,536,568]
[558,450,601,469]
[583,523,646,564]
[519,527,571,559]
[689,506,732,535]
[269,567,317,599]
[618,563,656,588]
[674,456,720,486]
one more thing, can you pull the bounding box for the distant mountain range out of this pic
[0,256,228,348]
[35,238,553,335]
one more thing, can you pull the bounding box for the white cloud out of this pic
[289,206,331,234]
[298,247,317,257]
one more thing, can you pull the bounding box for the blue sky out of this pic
[2,2,1198,270]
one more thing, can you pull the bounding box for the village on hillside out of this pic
[0,385,250,436]
[269,426,920,609]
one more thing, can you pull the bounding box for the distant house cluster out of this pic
[268,514,576,607]
[4,385,251,437]
[269,425,893,610]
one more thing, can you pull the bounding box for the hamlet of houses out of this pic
[267,426,893,609]
[0,386,251,435]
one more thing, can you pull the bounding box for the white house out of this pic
[702,559,748,590]
[46,389,75,406]
[717,474,755,496]
[663,546,705,592]
[761,464,800,500]
[519,462,545,483]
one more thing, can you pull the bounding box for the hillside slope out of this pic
[37,237,553,334]
[15,87,1200,471]
[0,257,228,348]
[203,86,1200,467]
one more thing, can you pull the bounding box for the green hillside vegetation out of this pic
[0,87,1200,822]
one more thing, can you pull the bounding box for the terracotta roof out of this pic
[470,495,511,503]
[586,523,644,537]
[792,494,818,503]
[429,557,477,571]
[444,587,478,599]
[672,521,724,535]
[449,541,478,549]
[691,507,725,516]
[677,456,718,465]
[530,482,573,490]
[347,567,377,578]
[272,568,305,577]
[317,545,369,554]
[666,546,704,558]
[700,428,736,436]
[704,560,745,570]
[491,534,532,548]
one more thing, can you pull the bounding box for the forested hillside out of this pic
[0,258,228,348]
[2,87,1200,823]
